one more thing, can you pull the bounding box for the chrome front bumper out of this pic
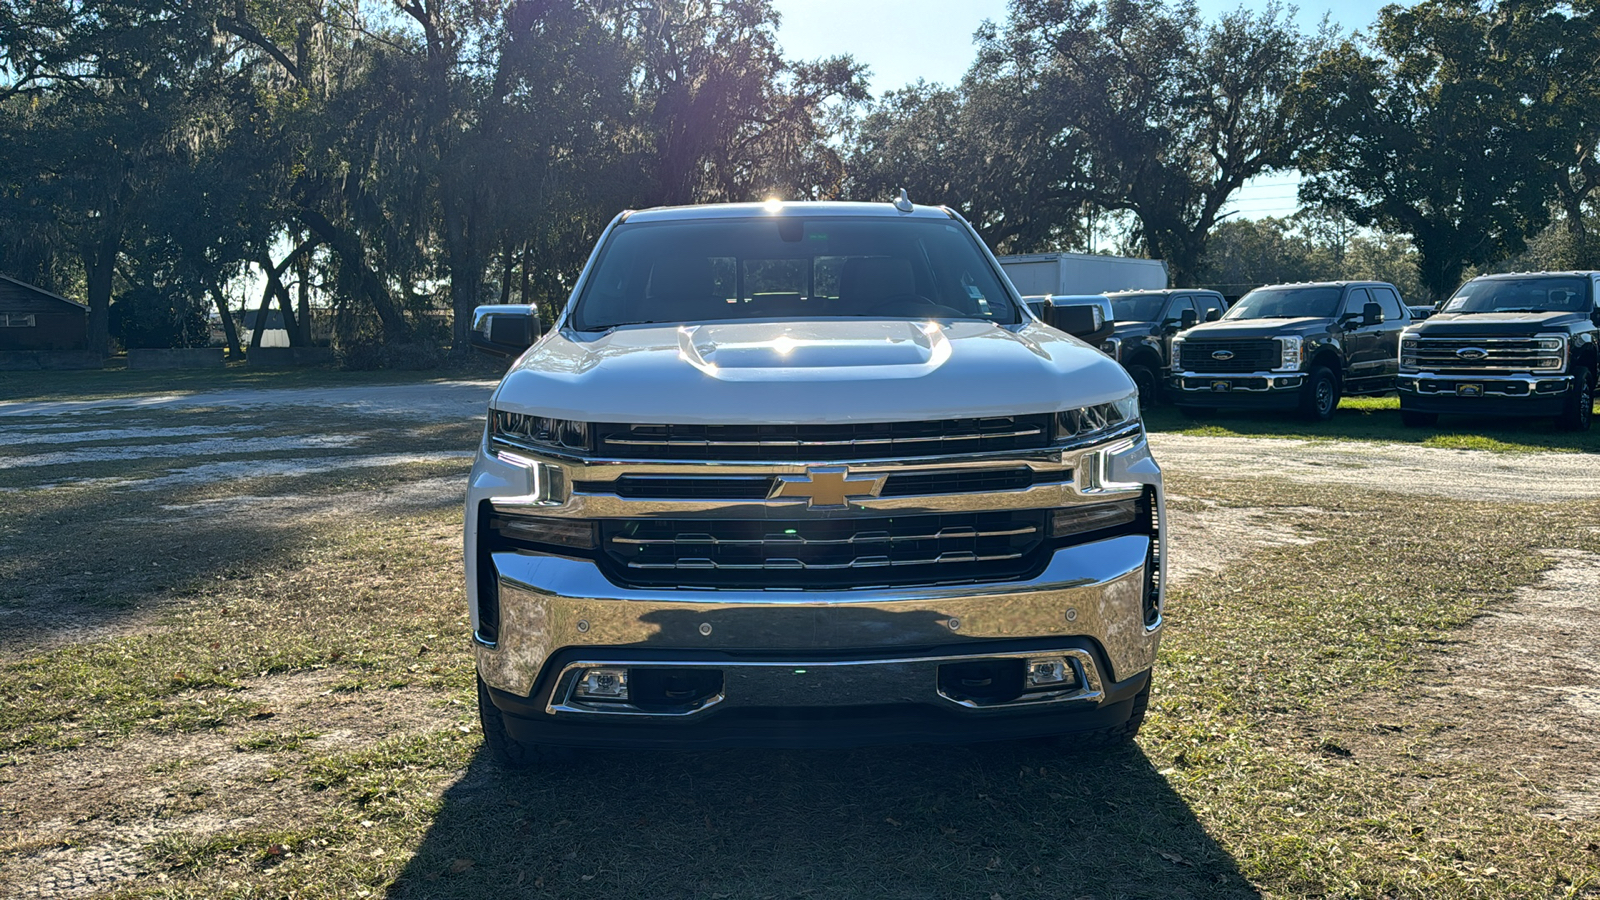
[1397,372,1572,398]
[1169,369,1305,393]
[474,532,1159,702]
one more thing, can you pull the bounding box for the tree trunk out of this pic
[211,281,243,359]
[295,250,313,346]
[248,278,274,352]
[82,235,118,358]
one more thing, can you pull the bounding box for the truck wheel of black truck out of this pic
[478,675,571,770]
[1127,362,1160,408]
[1300,366,1340,422]
[1558,364,1594,432]
[1400,408,1438,428]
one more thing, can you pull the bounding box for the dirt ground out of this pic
[2,383,1599,898]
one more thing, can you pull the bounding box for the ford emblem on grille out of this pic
[1456,347,1489,360]
[1211,350,1234,361]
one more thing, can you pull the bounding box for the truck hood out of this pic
[1178,317,1332,340]
[492,319,1135,423]
[1411,311,1587,335]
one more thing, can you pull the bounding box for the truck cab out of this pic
[1397,271,1599,431]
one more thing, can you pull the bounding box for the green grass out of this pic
[1149,394,1600,453]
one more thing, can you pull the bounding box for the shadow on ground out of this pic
[389,743,1256,900]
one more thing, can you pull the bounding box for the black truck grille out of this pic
[601,511,1049,589]
[593,416,1054,462]
[1180,340,1280,372]
[1408,336,1564,375]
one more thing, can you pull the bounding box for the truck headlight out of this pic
[487,506,598,550]
[1170,336,1185,367]
[490,410,591,454]
[1056,393,1140,443]
[1274,336,1304,371]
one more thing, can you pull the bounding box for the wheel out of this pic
[1177,405,1215,419]
[1126,362,1160,408]
[477,674,570,770]
[1048,675,1151,750]
[1299,366,1340,421]
[1400,409,1438,428]
[1557,364,1593,431]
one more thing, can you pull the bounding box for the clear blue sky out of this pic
[772,0,1405,220]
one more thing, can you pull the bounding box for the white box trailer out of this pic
[997,252,1168,296]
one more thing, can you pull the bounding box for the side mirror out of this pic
[469,305,539,358]
[1362,301,1383,327]
[1046,297,1115,345]
[1180,308,1199,330]
[1204,308,1222,322]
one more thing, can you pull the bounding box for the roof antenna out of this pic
[893,188,914,213]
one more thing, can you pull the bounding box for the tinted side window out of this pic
[1165,296,1196,322]
[1371,286,1405,321]
[1198,294,1226,316]
[1342,288,1371,316]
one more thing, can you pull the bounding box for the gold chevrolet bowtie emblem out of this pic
[769,467,885,508]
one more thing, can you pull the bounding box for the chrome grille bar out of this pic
[627,550,1029,570]
[612,524,1039,547]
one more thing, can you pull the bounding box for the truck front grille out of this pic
[573,467,1071,500]
[600,511,1048,588]
[1406,336,1563,375]
[592,416,1054,462]
[1179,340,1280,372]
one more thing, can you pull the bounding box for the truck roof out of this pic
[1469,270,1600,280]
[620,201,957,223]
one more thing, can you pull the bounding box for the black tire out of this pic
[1400,409,1438,428]
[1049,675,1151,750]
[477,674,570,770]
[1558,364,1594,432]
[1177,405,1215,419]
[1127,362,1161,408]
[1299,366,1340,422]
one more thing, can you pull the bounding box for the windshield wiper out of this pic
[1492,308,1548,313]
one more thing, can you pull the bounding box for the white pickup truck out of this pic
[463,199,1166,766]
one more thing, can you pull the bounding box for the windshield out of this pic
[1223,286,1342,320]
[1442,276,1590,314]
[570,216,1021,330]
[1108,293,1166,322]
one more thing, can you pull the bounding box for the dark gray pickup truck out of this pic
[1398,271,1598,431]
[1169,281,1411,421]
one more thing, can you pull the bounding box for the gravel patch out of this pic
[1150,433,1600,503]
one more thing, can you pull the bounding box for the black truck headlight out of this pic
[1056,394,1140,443]
[490,410,590,454]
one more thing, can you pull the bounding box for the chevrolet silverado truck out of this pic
[1100,289,1228,404]
[463,200,1166,766]
[1397,271,1598,431]
[1169,280,1412,421]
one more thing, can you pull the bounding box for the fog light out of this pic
[1025,657,1073,689]
[575,667,629,700]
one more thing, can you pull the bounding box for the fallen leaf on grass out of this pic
[885,817,901,826]
[449,858,474,874]
[1159,851,1194,867]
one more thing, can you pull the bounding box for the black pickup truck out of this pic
[1168,281,1412,421]
[1099,289,1228,403]
[1397,271,1598,431]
